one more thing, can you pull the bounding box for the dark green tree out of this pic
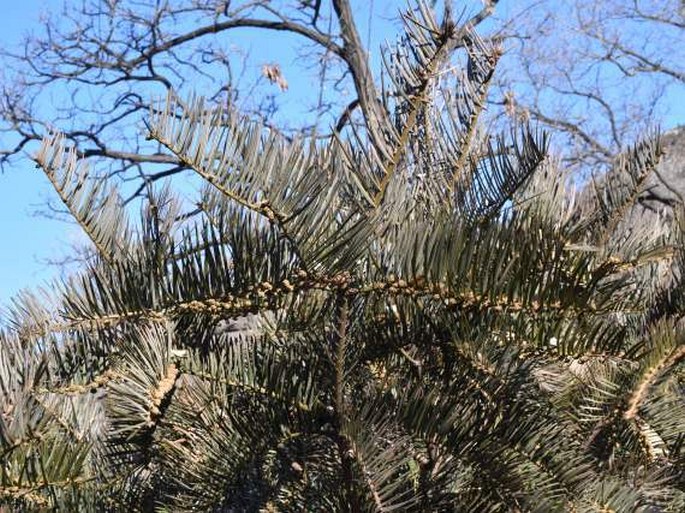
[1,2,683,511]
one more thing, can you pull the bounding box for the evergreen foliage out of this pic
[1,2,683,511]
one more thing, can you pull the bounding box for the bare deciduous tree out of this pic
[493,0,684,171]
[0,0,682,203]
[0,0,495,201]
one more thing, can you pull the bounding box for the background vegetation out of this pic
[0,1,684,511]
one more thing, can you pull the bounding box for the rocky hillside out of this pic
[638,126,685,216]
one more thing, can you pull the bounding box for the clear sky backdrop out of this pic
[1,0,55,307]
[0,0,683,308]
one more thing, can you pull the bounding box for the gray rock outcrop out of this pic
[638,126,685,216]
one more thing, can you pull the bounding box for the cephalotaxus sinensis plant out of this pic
[1,2,683,511]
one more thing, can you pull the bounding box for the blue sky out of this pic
[0,0,384,307]
[0,0,57,307]
[0,1,683,308]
